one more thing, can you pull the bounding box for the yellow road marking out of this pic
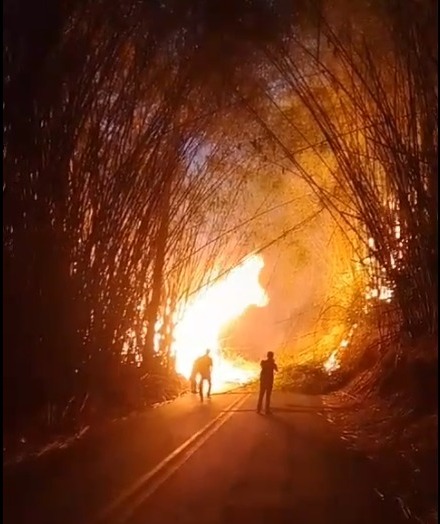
[93,393,250,524]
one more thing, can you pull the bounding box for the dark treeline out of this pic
[3,0,295,434]
[3,0,437,437]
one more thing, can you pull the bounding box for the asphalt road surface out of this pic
[4,391,406,524]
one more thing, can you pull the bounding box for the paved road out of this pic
[4,391,405,524]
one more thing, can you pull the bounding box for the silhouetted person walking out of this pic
[190,355,203,394]
[257,351,278,414]
[198,349,213,402]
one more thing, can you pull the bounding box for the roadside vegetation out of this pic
[4,3,437,515]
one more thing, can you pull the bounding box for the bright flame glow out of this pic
[173,255,268,391]
[323,324,358,374]
[323,350,340,373]
[325,207,404,375]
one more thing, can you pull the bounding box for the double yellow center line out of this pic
[93,393,250,524]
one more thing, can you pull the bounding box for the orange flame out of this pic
[173,255,268,391]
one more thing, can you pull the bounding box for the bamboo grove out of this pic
[3,0,437,433]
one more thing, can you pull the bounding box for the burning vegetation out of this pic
[3,1,437,514]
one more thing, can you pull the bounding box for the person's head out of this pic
[205,349,211,356]
[267,351,274,360]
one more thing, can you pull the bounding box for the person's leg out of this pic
[207,376,212,398]
[265,382,273,413]
[199,377,204,401]
[257,382,266,412]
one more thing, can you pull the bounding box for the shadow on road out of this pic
[222,406,325,414]
[211,389,257,396]
[222,409,258,412]
[254,404,358,413]
[223,407,406,524]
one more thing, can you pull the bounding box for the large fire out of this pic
[172,255,268,392]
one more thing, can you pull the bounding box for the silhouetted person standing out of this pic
[257,351,278,414]
[198,349,213,402]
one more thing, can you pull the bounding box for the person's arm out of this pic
[274,362,278,372]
